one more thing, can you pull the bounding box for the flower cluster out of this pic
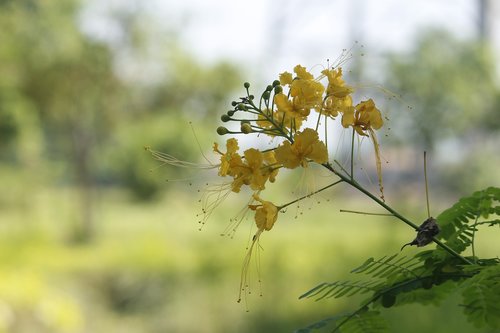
[149,63,386,303]
[212,64,386,301]
[217,64,384,218]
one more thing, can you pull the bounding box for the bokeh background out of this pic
[0,0,499,332]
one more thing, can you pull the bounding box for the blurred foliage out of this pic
[384,29,499,150]
[0,187,497,333]
[0,0,241,196]
[378,29,500,197]
[298,187,500,333]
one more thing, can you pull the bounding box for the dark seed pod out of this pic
[422,278,433,290]
[381,294,396,308]
[401,217,440,250]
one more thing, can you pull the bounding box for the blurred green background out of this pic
[0,1,499,332]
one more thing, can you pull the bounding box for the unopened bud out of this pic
[241,123,252,134]
[274,85,283,94]
[244,82,250,88]
[216,126,229,135]
[221,114,231,122]
[272,80,280,87]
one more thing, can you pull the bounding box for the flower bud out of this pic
[272,80,280,87]
[216,126,229,135]
[227,110,235,116]
[221,114,231,122]
[262,91,271,100]
[244,82,250,88]
[266,85,273,92]
[237,103,247,111]
[274,85,283,94]
[241,123,252,134]
[231,101,238,107]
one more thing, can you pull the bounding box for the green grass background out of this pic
[0,184,498,333]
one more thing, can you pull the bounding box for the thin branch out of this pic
[279,179,343,210]
[424,151,431,219]
[340,209,394,217]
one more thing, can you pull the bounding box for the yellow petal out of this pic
[293,65,314,80]
[275,141,301,169]
[341,108,355,128]
[226,138,239,154]
[308,141,328,164]
[279,71,293,85]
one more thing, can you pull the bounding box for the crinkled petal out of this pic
[308,141,328,164]
[279,71,293,86]
[275,141,301,169]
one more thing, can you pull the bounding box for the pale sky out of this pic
[81,0,490,81]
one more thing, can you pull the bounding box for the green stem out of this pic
[424,151,431,218]
[246,100,292,142]
[471,213,480,264]
[350,128,355,180]
[279,180,343,210]
[321,163,473,265]
[339,209,394,216]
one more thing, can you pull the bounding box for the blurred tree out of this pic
[106,56,242,201]
[0,0,242,234]
[382,29,500,194]
[0,0,128,241]
[384,29,499,151]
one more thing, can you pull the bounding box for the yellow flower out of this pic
[323,94,354,118]
[213,138,242,176]
[290,79,325,109]
[321,67,354,98]
[239,194,280,303]
[289,65,324,108]
[274,128,328,168]
[293,64,314,80]
[273,65,325,124]
[249,194,279,231]
[341,98,385,201]
[273,93,309,130]
[342,99,383,136]
[229,149,279,193]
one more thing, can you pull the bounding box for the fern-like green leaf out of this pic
[350,254,421,280]
[393,279,456,306]
[460,265,500,329]
[477,218,500,227]
[299,280,380,301]
[436,187,500,257]
[340,310,389,333]
[294,314,347,333]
